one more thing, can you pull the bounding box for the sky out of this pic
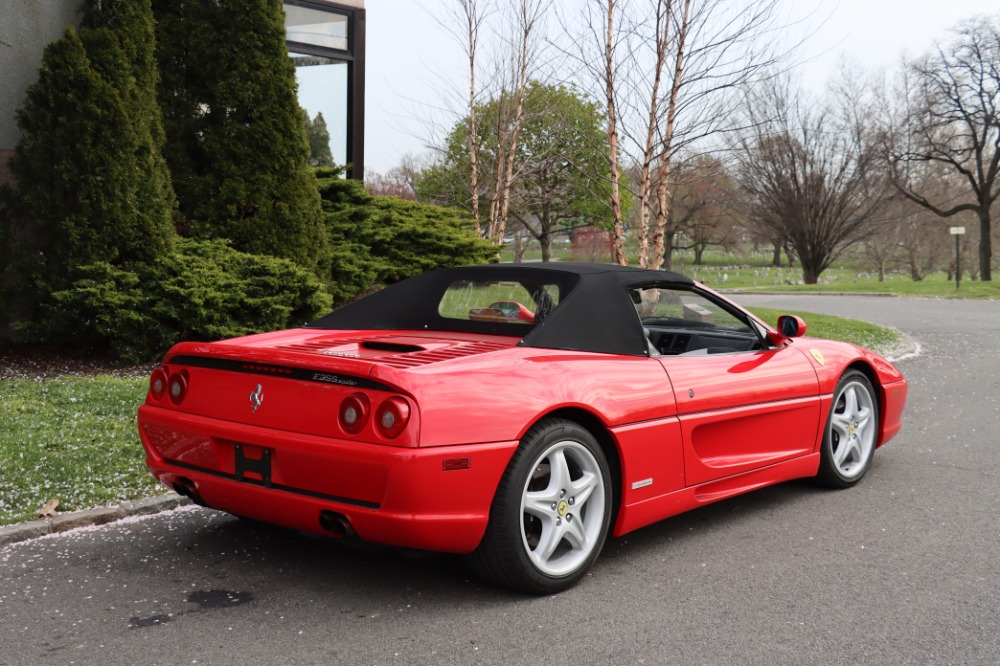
[361,0,1000,173]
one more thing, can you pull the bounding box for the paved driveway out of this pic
[2,295,998,665]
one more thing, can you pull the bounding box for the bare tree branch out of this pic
[885,15,1000,280]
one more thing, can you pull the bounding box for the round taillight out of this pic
[167,370,190,405]
[339,393,370,434]
[375,397,411,439]
[150,367,169,401]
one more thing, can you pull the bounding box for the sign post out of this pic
[949,227,966,289]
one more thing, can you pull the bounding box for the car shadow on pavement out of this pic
[153,466,875,604]
[185,509,521,600]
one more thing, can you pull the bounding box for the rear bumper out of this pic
[138,405,517,553]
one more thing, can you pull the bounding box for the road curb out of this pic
[720,289,899,297]
[0,493,191,548]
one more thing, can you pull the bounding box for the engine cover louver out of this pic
[274,336,510,368]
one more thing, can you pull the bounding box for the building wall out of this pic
[0,0,83,181]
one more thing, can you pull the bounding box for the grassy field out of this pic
[0,375,165,526]
[504,243,1000,299]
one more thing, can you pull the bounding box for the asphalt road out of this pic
[2,295,998,666]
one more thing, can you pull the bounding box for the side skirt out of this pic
[612,453,820,537]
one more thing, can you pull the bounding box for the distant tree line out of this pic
[396,1,998,284]
[0,0,492,362]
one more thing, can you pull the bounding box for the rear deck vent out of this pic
[375,341,510,368]
[273,336,512,367]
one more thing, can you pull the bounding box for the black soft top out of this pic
[306,262,694,356]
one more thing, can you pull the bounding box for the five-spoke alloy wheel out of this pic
[818,369,879,488]
[468,419,612,594]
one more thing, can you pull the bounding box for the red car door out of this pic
[633,283,821,488]
[658,347,820,486]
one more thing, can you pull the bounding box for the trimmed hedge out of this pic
[48,238,331,363]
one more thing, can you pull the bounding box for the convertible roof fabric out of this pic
[306,263,694,356]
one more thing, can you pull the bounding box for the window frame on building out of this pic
[284,0,365,180]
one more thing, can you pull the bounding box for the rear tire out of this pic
[467,418,612,594]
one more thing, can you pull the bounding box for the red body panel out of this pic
[615,454,822,535]
[139,405,516,552]
[785,336,908,448]
[376,346,677,445]
[138,317,907,556]
[660,348,819,415]
[658,347,821,486]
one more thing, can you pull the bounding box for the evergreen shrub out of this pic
[1,0,175,335]
[1,28,174,302]
[314,167,496,305]
[48,239,331,363]
[152,0,329,273]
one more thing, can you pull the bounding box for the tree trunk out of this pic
[651,0,690,271]
[634,0,671,269]
[603,0,626,265]
[513,234,525,263]
[662,229,676,270]
[771,240,782,267]
[908,247,922,280]
[694,242,705,265]
[465,4,481,235]
[979,209,992,281]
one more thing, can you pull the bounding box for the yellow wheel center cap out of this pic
[557,500,569,516]
[849,423,856,436]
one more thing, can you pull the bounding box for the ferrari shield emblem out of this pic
[809,349,825,366]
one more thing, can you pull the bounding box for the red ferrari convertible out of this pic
[138,263,907,593]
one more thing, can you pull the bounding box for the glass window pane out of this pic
[284,5,348,51]
[438,281,561,324]
[291,52,347,167]
[631,287,750,332]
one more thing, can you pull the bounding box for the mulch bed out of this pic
[0,345,154,381]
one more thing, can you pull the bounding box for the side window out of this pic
[631,286,758,355]
[631,287,749,330]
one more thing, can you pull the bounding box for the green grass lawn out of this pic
[0,375,166,526]
[705,266,1000,299]
[502,243,1000,299]
[747,308,902,356]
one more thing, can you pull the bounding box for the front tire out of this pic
[817,370,879,488]
[468,419,612,594]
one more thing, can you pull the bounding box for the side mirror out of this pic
[777,315,807,338]
[766,315,808,347]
